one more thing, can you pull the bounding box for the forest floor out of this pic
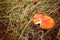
[0,0,60,40]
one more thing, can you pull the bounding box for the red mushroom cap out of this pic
[33,13,55,29]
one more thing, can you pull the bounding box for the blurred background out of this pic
[0,0,60,40]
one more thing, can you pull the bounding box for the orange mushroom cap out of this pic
[33,13,55,29]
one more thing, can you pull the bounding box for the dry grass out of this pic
[0,0,60,40]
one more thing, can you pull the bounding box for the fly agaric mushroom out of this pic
[33,13,55,29]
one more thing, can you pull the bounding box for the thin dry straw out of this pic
[46,0,60,13]
[19,18,32,40]
[48,6,60,15]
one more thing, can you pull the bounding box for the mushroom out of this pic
[33,13,55,29]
